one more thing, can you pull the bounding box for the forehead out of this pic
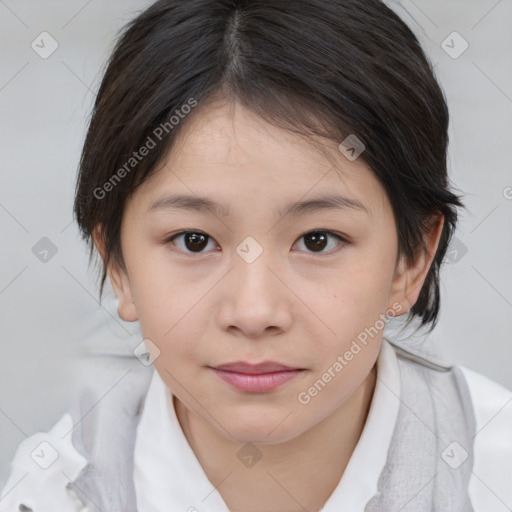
[129,100,389,218]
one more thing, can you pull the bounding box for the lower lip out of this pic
[212,369,302,393]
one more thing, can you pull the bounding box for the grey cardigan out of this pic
[67,340,476,511]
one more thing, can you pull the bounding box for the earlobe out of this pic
[107,266,138,322]
[388,214,444,315]
[387,256,412,315]
[92,224,138,322]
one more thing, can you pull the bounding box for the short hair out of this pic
[73,0,463,332]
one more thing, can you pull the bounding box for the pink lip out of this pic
[211,361,304,393]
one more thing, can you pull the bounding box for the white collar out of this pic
[133,338,401,511]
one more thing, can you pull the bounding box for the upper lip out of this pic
[212,361,301,374]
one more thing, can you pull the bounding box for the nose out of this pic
[216,251,293,339]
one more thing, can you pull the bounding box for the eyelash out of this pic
[164,230,348,256]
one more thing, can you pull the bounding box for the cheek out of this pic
[133,286,216,372]
[335,257,393,310]
[125,242,188,313]
[345,232,396,303]
[314,252,395,356]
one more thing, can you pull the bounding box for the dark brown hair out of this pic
[73,0,463,331]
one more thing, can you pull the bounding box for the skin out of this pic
[94,98,443,512]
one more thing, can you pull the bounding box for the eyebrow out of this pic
[147,192,369,217]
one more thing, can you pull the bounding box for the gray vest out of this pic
[67,340,476,511]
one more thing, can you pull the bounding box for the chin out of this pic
[228,427,299,446]
[216,409,305,445]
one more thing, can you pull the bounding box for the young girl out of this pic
[2,0,511,510]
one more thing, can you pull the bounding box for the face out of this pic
[102,99,441,444]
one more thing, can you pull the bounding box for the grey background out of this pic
[1,0,511,491]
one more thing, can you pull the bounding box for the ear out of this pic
[92,225,138,322]
[387,214,444,316]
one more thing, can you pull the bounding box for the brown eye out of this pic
[294,230,346,254]
[304,232,328,251]
[184,232,208,251]
[167,231,217,254]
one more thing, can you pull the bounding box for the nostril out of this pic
[19,505,33,512]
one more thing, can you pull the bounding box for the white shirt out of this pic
[1,339,511,511]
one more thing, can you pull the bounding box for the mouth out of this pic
[209,361,305,393]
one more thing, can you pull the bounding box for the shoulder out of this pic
[0,412,91,512]
[458,365,512,511]
[459,365,512,431]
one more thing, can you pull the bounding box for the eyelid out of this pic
[165,230,220,254]
[292,230,348,255]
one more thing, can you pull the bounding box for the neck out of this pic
[174,365,377,512]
